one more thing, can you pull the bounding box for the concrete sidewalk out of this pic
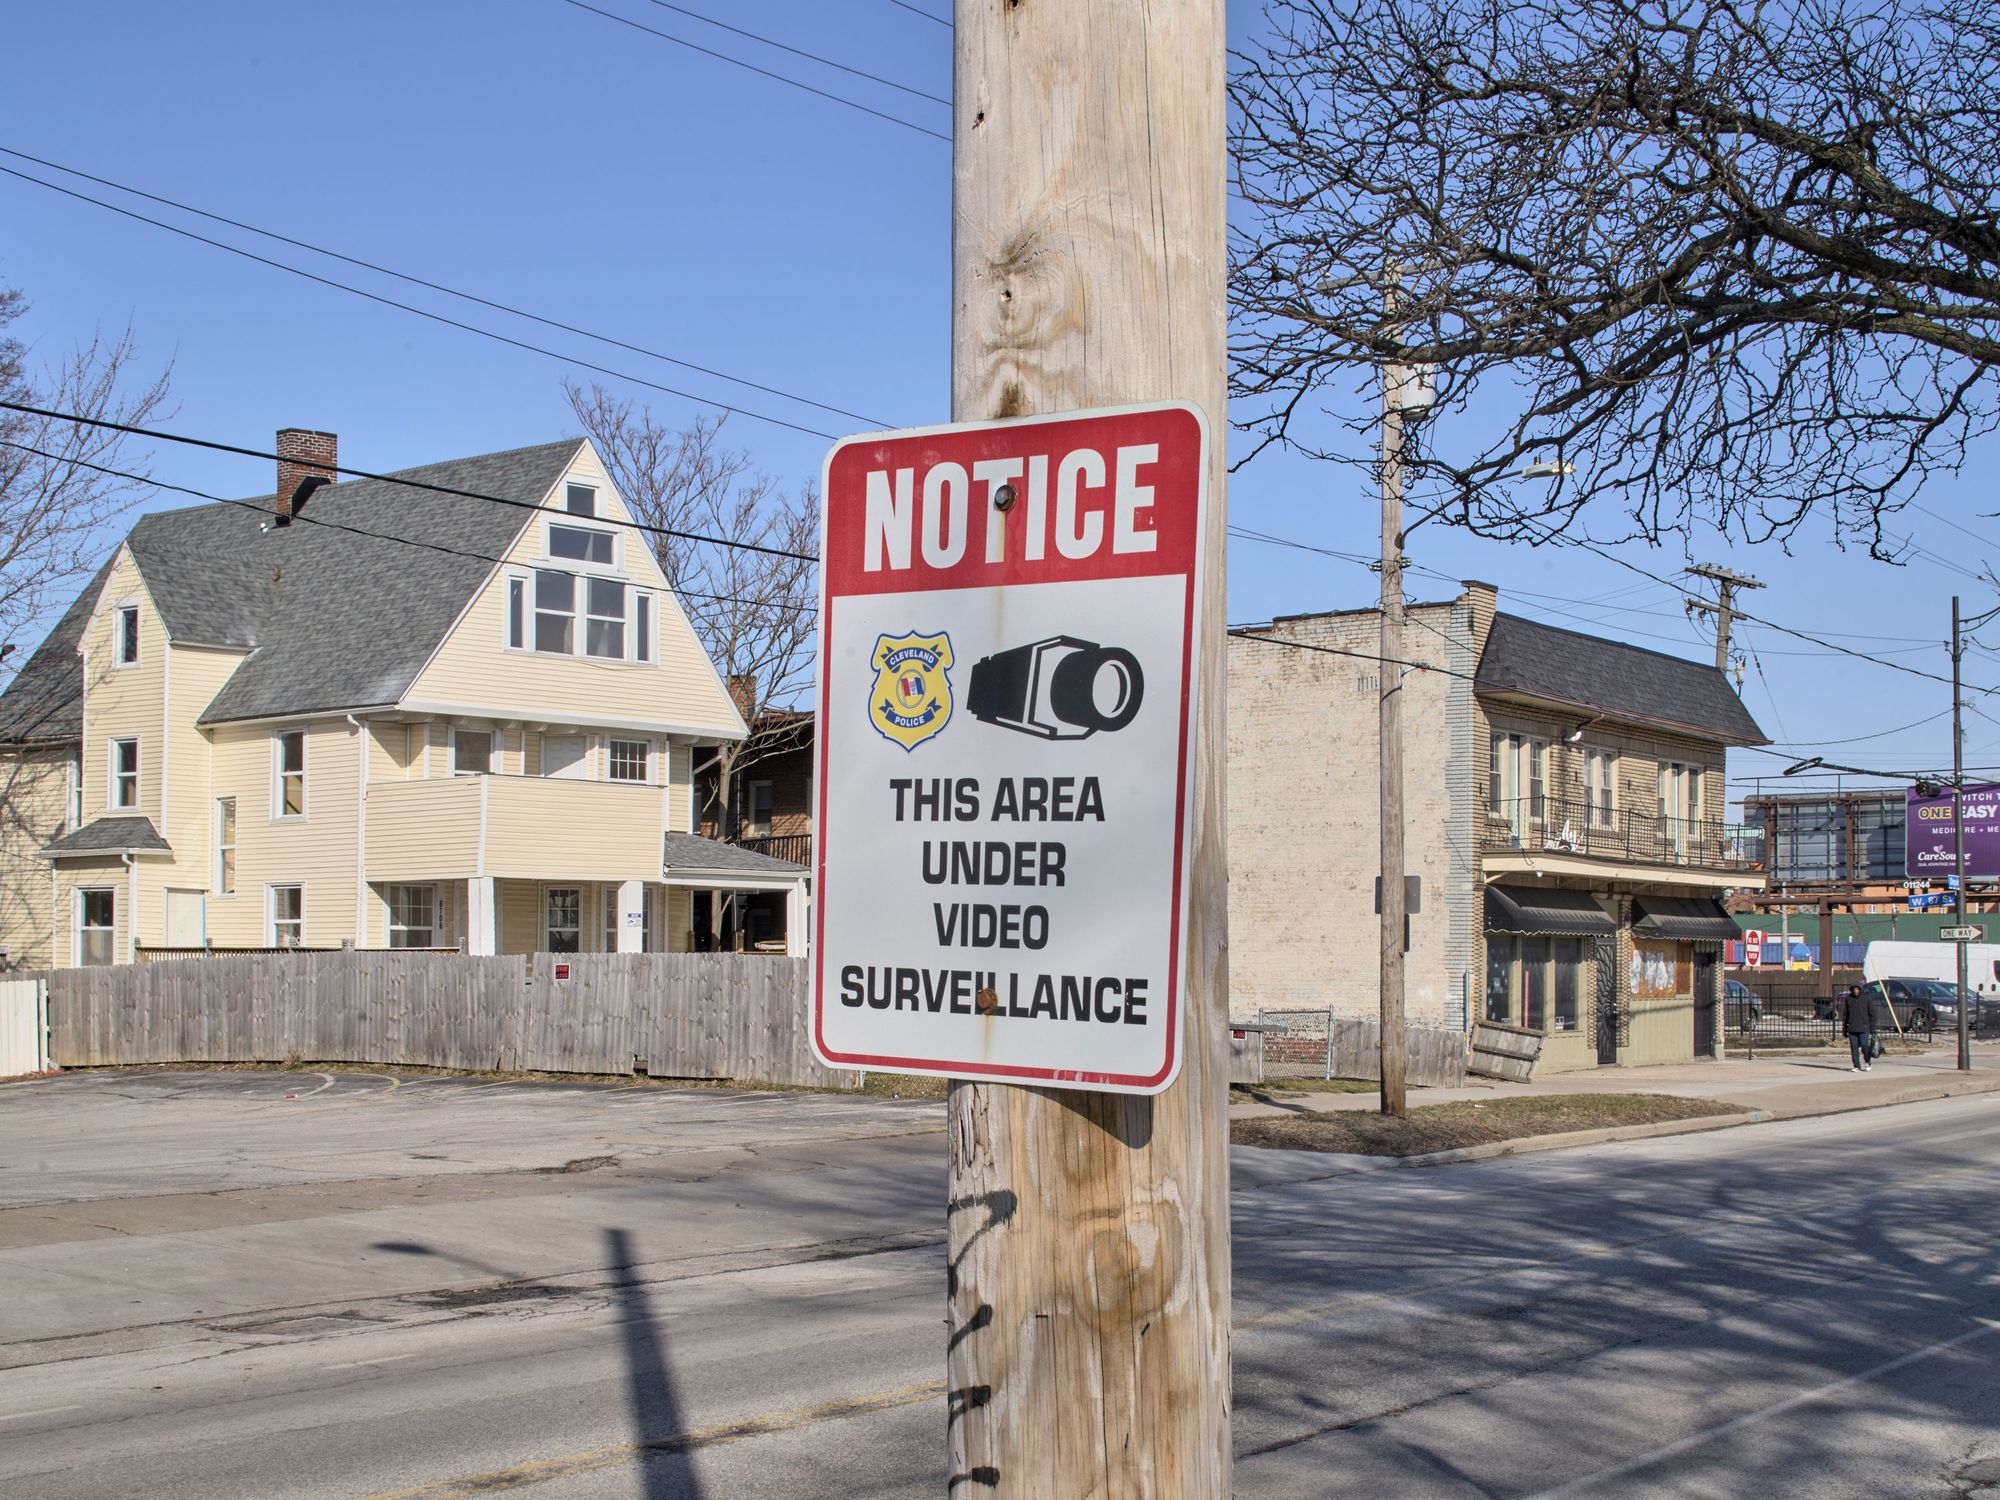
[1231,1040,2000,1124]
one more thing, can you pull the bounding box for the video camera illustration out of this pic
[967,635,1145,740]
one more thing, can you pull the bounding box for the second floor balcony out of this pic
[733,832,812,866]
[1484,793,1756,877]
[364,774,667,882]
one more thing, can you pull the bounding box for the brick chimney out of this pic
[726,673,757,722]
[275,428,338,523]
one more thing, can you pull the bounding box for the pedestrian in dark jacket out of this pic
[1840,984,1889,1072]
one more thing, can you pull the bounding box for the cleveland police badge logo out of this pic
[869,631,955,751]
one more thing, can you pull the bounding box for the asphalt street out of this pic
[0,1068,1994,1498]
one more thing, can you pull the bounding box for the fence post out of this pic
[1325,1006,1335,1079]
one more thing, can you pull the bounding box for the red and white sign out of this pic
[1742,930,1766,965]
[810,404,1208,1094]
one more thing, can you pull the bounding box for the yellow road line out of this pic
[354,1381,943,1499]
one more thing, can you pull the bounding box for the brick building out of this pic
[1228,582,1767,1072]
[693,709,813,949]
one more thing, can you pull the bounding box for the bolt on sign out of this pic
[811,404,1208,1094]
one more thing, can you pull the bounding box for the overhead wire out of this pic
[885,0,951,26]
[0,146,887,430]
[0,161,845,441]
[638,0,950,106]
[558,0,951,142]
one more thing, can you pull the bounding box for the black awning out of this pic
[1631,895,1741,943]
[1484,885,1617,937]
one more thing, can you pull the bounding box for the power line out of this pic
[0,399,819,564]
[0,438,815,619]
[559,0,951,142]
[640,0,950,106]
[0,161,845,441]
[1227,624,1475,680]
[0,145,886,430]
[884,0,951,26]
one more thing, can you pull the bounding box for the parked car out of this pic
[1864,978,2000,1034]
[1723,978,1762,1033]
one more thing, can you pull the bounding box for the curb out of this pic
[1391,1110,1770,1168]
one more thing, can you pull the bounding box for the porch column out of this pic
[616,879,644,953]
[467,877,497,956]
[786,880,807,958]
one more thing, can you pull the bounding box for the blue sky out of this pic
[3,0,1995,814]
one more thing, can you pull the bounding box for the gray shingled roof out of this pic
[661,832,807,876]
[40,816,172,858]
[1476,613,1768,745]
[0,560,111,745]
[0,439,587,736]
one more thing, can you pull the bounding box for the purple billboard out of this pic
[1906,783,2000,880]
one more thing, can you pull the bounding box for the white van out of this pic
[1861,940,2000,997]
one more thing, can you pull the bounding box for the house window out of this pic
[608,739,649,783]
[565,483,597,517]
[634,593,654,663]
[109,738,139,809]
[535,572,576,654]
[274,731,306,817]
[214,797,236,896]
[546,887,581,952]
[1583,747,1617,829]
[1659,761,1700,858]
[269,884,304,948]
[548,523,614,565]
[507,576,526,650]
[78,888,115,967]
[1485,934,1590,1032]
[387,884,437,949]
[745,779,774,837]
[603,884,620,952]
[452,729,493,776]
[114,605,140,667]
[585,579,626,659]
[1489,732,1546,839]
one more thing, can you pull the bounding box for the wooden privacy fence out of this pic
[45,951,854,1089]
[1254,1008,1469,1088]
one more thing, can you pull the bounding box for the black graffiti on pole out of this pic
[967,636,1144,740]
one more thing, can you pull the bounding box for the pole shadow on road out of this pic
[606,1225,705,1500]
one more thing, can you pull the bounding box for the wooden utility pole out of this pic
[1686,563,1765,676]
[1378,328,1409,1120]
[945,1,1231,1495]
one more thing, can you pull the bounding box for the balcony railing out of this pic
[735,832,813,866]
[1485,794,1752,870]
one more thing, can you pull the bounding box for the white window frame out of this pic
[451,728,494,777]
[386,883,440,949]
[273,730,307,820]
[1489,732,1546,839]
[108,737,139,810]
[214,796,237,897]
[608,738,649,784]
[633,591,655,664]
[584,576,627,661]
[267,883,304,948]
[505,574,527,651]
[602,883,619,952]
[544,519,617,569]
[516,567,653,666]
[545,886,582,953]
[564,483,598,517]
[113,603,141,668]
[76,886,116,967]
[745,778,774,837]
[1583,746,1618,830]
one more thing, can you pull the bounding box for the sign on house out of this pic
[809,404,1207,1094]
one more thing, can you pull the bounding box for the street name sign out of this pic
[809,404,1207,1094]
[1940,926,1984,941]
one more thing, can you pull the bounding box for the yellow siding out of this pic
[0,747,74,970]
[499,878,542,952]
[161,646,247,872]
[666,885,692,952]
[484,778,665,881]
[402,448,743,735]
[365,778,483,880]
[52,856,130,968]
[78,550,166,827]
[203,719,363,948]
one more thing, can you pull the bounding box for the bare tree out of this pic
[0,283,172,677]
[1230,0,2000,554]
[565,382,817,839]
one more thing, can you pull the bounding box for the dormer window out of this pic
[114,605,140,667]
[548,522,614,566]
[565,484,597,517]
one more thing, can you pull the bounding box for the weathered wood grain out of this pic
[946,1,1233,1493]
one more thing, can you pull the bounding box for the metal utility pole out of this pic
[1952,596,1971,1071]
[1378,275,1414,1121]
[1687,563,1766,675]
[945,2,1231,1494]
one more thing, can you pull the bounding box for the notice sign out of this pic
[810,404,1208,1094]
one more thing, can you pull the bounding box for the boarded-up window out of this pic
[1632,937,1692,998]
